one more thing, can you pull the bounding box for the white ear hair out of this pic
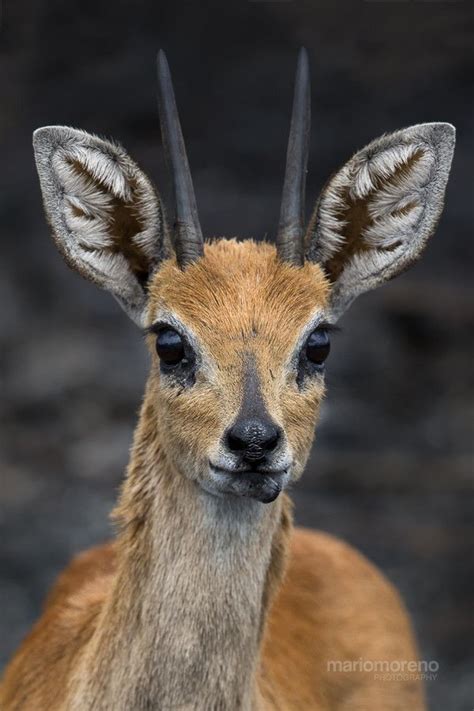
[33,126,169,326]
[306,122,455,320]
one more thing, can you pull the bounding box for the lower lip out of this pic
[208,465,287,504]
[209,463,286,476]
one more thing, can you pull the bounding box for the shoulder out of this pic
[0,542,117,711]
[281,526,417,649]
[43,540,117,609]
[261,528,425,710]
[289,527,399,597]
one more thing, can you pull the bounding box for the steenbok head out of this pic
[33,49,455,504]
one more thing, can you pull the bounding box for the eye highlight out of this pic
[305,327,330,366]
[155,327,186,366]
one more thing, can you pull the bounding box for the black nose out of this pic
[226,418,280,463]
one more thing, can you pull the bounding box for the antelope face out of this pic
[33,51,454,504]
[145,241,330,503]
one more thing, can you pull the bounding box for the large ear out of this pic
[305,123,455,320]
[33,126,170,326]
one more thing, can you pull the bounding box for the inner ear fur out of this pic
[33,126,170,325]
[305,122,455,319]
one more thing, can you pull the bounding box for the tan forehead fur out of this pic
[147,239,330,353]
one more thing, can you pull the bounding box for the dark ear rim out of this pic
[33,125,170,326]
[304,122,456,320]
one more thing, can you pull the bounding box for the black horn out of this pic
[157,50,204,267]
[276,47,311,266]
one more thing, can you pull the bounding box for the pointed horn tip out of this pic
[156,50,171,80]
[298,46,308,60]
[296,47,310,76]
[156,49,168,67]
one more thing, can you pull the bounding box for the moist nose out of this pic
[226,418,280,463]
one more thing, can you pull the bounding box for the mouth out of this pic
[206,464,290,504]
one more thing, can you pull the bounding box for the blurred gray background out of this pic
[0,1,472,709]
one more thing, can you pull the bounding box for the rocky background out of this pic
[0,1,472,708]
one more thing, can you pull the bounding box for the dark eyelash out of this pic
[317,322,342,334]
[143,323,170,337]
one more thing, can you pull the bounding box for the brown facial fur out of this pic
[145,239,330,487]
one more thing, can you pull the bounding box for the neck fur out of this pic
[70,393,292,711]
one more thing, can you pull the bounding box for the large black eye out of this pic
[155,328,185,366]
[306,328,330,366]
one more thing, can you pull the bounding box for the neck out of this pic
[71,395,292,711]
